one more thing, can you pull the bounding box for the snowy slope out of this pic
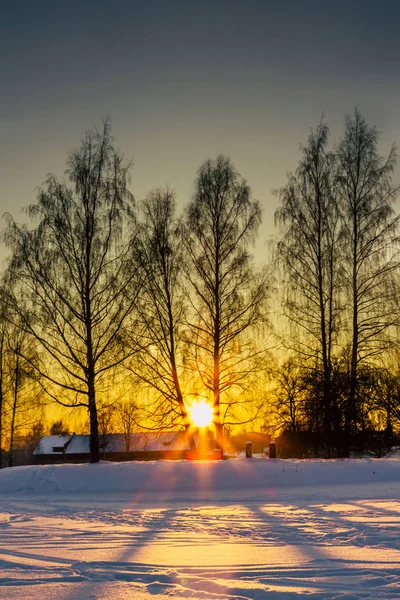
[0,457,399,498]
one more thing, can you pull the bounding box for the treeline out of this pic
[273,110,400,457]
[1,110,400,465]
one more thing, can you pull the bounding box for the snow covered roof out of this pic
[100,432,197,453]
[34,432,197,455]
[33,435,73,455]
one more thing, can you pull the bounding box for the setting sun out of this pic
[189,401,213,428]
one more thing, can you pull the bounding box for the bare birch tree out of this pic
[113,399,138,451]
[6,325,40,467]
[129,188,192,436]
[336,109,400,446]
[183,155,269,450]
[272,358,306,435]
[0,315,6,467]
[275,122,341,447]
[3,119,140,462]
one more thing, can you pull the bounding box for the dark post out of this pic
[269,440,276,459]
[245,441,253,458]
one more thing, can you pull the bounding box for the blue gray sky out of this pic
[1,0,400,261]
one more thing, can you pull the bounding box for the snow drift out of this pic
[0,457,399,498]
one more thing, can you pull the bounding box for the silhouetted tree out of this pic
[4,119,140,462]
[114,399,138,451]
[0,314,7,467]
[130,189,193,438]
[6,324,40,467]
[24,421,46,453]
[336,110,400,447]
[272,358,306,434]
[49,420,70,436]
[369,367,400,448]
[275,122,341,445]
[184,155,268,449]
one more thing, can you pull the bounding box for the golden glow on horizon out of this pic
[189,400,213,428]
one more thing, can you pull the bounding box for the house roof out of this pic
[34,432,197,455]
[33,435,72,455]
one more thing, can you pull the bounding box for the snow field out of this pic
[0,458,399,599]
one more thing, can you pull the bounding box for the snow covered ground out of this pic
[0,458,400,599]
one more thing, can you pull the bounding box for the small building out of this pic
[33,431,200,463]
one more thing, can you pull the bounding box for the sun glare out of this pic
[189,401,213,428]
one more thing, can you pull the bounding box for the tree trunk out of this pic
[8,353,19,468]
[213,349,223,451]
[0,336,4,469]
[347,214,359,456]
[88,370,99,463]
[86,293,99,463]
